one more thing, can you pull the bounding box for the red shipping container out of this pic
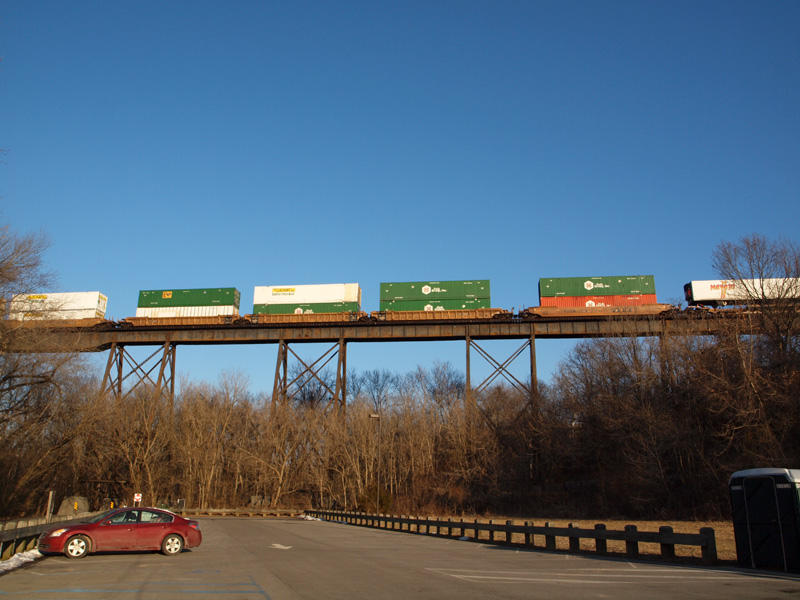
[539,294,658,308]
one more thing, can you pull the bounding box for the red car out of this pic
[38,507,202,559]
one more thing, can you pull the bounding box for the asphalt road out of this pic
[2,517,799,599]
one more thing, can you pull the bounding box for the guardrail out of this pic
[305,510,718,565]
[0,512,100,561]
[177,508,303,518]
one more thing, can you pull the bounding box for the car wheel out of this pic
[64,535,90,559]
[161,534,183,556]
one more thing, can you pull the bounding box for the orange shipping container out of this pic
[539,294,658,308]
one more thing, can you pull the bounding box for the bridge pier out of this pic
[271,338,348,411]
[465,324,538,408]
[101,341,176,406]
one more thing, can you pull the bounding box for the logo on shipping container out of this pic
[709,281,737,299]
[294,307,304,314]
[273,288,295,296]
[585,300,596,307]
[162,291,173,299]
[422,285,432,295]
[584,281,594,291]
[424,304,434,311]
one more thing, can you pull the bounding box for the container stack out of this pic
[136,288,240,318]
[7,291,108,320]
[380,280,491,311]
[539,275,657,308]
[252,284,361,314]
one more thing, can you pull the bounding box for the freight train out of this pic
[5,276,800,328]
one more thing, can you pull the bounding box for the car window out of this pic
[140,510,173,523]
[108,510,139,524]
[89,509,117,523]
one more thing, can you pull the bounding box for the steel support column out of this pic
[529,324,538,402]
[272,340,287,407]
[271,339,348,411]
[100,341,176,405]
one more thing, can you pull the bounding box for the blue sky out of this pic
[2,1,798,396]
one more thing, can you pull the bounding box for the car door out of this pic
[92,509,139,550]
[136,510,172,549]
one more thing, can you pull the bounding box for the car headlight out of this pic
[49,529,69,537]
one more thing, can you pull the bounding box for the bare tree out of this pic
[359,369,397,412]
[0,225,91,516]
[0,225,51,300]
[712,234,800,363]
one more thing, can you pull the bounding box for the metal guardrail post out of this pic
[568,523,580,553]
[660,526,675,560]
[625,525,639,558]
[595,523,607,554]
[545,522,556,550]
[700,527,717,564]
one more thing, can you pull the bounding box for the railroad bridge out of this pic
[2,310,754,409]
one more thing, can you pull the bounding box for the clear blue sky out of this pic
[2,1,798,396]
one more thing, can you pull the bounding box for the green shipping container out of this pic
[380,298,491,311]
[380,280,490,301]
[539,276,656,298]
[138,288,241,308]
[253,302,360,315]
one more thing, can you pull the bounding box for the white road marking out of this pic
[425,567,753,585]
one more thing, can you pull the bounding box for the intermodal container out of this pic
[380,280,490,301]
[684,278,800,306]
[539,276,655,298]
[135,305,239,318]
[253,284,361,307]
[380,298,492,311]
[137,288,240,309]
[252,302,360,315]
[539,294,658,308]
[8,291,108,320]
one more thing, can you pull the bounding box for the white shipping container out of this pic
[8,291,108,320]
[135,305,239,318]
[686,278,800,305]
[253,283,361,306]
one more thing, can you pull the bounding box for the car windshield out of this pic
[87,509,119,523]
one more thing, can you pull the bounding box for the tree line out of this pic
[1,228,798,519]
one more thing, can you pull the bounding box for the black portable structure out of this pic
[729,468,800,572]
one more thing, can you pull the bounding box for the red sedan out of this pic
[38,507,202,559]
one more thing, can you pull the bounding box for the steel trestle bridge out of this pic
[3,310,752,409]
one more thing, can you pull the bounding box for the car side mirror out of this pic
[102,520,112,526]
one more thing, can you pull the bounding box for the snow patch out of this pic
[300,515,321,521]
[0,549,43,574]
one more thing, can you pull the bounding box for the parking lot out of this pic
[2,518,799,599]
